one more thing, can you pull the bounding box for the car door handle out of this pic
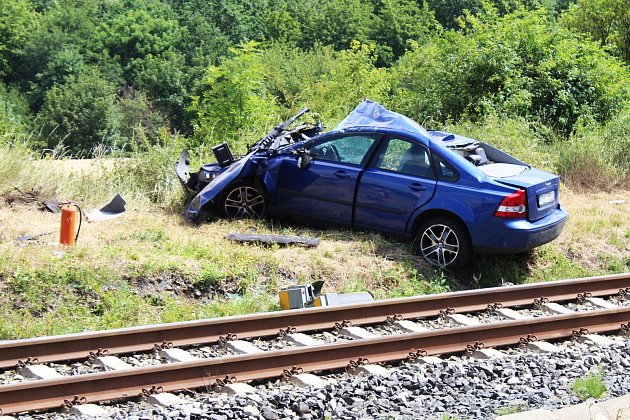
[334,170,350,178]
[408,183,427,191]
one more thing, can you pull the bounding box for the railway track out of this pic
[0,273,628,416]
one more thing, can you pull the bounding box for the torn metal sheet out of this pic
[225,233,320,247]
[86,193,127,222]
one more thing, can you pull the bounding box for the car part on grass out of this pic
[226,233,320,247]
[16,231,55,242]
[85,194,126,222]
[279,281,373,309]
[177,100,568,269]
[43,193,60,213]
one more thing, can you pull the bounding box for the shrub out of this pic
[38,68,121,156]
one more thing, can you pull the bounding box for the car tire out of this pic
[416,217,471,269]
[218,181,267,219]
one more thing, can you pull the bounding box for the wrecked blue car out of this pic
[176,100,568,269]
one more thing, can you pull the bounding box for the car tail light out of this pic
[495,189,527,218]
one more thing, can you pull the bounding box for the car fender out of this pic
[405,189,478,236]
[184,152,256,221]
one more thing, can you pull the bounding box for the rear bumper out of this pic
[472,206,568,254]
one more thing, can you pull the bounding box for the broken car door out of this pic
[275,134,379,226]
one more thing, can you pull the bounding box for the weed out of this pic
[571,368,608,401]
[496,401,529,415]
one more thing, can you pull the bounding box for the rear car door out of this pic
[275,133,379,226]
[355,136,437,234]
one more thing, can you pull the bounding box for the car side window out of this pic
[432,153,459,182]
[373,137,434,179]
[309,135,375,165]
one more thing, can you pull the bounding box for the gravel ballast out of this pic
[13,337,630,419]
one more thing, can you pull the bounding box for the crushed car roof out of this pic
[333,100,432,140]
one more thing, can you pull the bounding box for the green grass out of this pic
[571,368,608,401]
[495,401,529,416]
[0,129,628,339]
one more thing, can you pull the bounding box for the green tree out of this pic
[243,41,391,124]
[94,3,189,130]
[0,0,39,80]
[38,69,120,155]
[372,0,439,64]
[190,42,280,151]
[299,0,376,50]
[17,0,102,109]
[0,82,31,136]
[560,0,630,62]
[391,9,630,135]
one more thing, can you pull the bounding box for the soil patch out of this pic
[128,270,223,302]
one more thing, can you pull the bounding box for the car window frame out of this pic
[431,151,460,182]
[306,133,383,167]
[367,135,437,180]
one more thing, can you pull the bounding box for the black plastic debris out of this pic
[43,193,60,213]
[225,233,320,247]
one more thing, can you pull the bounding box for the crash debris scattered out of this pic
[225,233,320,247]
[279,281,374,310]
[86,193,127,222]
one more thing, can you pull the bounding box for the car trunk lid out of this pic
[492,167,560,222]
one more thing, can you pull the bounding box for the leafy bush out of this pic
[560,0,630,63]
[190,41,280,153]
[38,68,120,156]
[391,9,630,135]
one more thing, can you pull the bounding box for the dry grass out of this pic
[0,155,628,338]
[556,189,629,271]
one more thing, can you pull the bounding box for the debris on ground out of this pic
[2,187,61,213]
[86,193,127,222]
[226,233,320,247]
[16,231,55,242]
[43,193,60,213]
[608,199,625,205]
[3,187,41,207]
[279,281,373,309]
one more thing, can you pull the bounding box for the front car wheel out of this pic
[220,183,267,219]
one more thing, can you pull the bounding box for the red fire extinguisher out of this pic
[60,202,82,246]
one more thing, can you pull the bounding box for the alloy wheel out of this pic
[224,186,266,218]
[420,223,460,267]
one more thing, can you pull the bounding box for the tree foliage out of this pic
[0,0,38,79]
[39,69,120,154]
[0,0,627,158]
[560,0,630,63]
[391,9,630,135]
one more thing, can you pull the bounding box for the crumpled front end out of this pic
[183,154,252,222]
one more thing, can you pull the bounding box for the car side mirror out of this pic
[296,149,312,169]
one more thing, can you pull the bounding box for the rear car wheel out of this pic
[416,217,471,269]
[218,181,267,219]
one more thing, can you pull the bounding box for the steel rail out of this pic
[0,307,628,415]
[0,273,627,369]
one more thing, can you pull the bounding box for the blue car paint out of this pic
[184,100,568,256]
